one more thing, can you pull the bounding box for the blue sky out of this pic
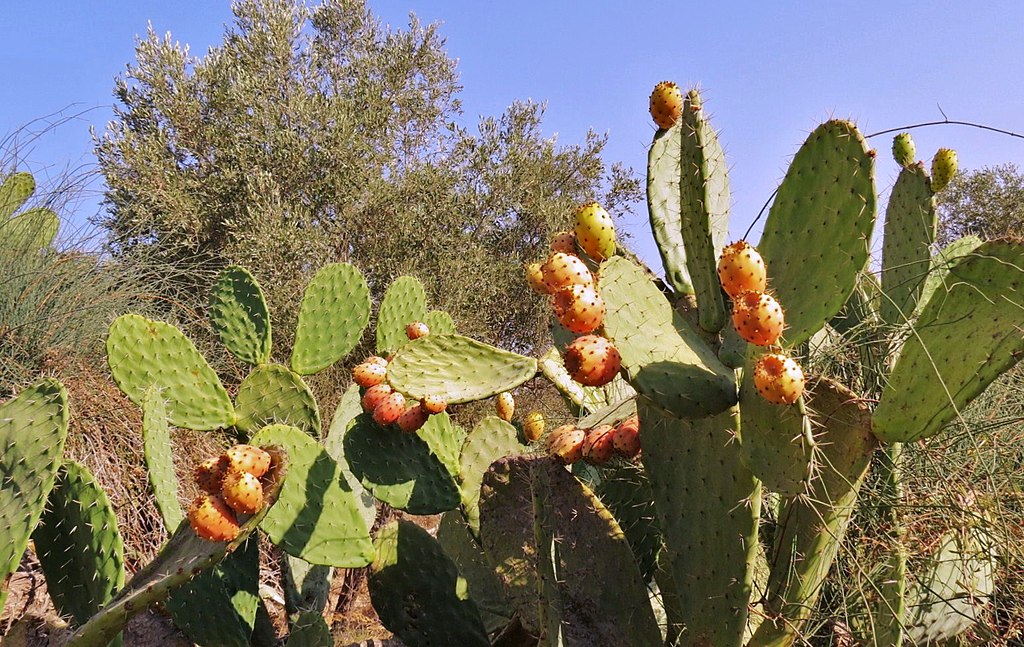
[3,1,1023,267]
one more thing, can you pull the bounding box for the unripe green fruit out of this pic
[892,132,916,168]
[931,148,958,192]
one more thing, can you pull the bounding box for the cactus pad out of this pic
[424,309,457,335]
[387,333,538,404]
[376,275,428,354]
[234,364,321,437]
[914,234,983,319]
[458,416,523,534]
[291,263,371,375]
[0,171,35,219]
[141,388,184,530]
[880,163,937,324]
[209,265,272,365]
[415,410,466,478]
[107,314,235,430]
[285,611,334,646]
[647,126,693,295]
[1,207,60,250]
[436,511,513,634]
[323,384,377,528]
[599,256,737,418]
[758,120,878,347]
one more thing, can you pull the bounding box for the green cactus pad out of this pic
[478,455,662,645]
[677,90,730,332]
[0,378,68,615]
[33,461,125,630]
[107,314,234,430]
[636,401,759,647]
[282,556,331,617]
[141,388,184,530]
[914,234,983,319]
[234,364,321,437]
[1,207,60,250]
[873,239,1024,442]
[376,275,428,355]
[539,347,609,414]
[209,265,272,366]
[285,611,333,647]
[369,519,490,647]
[577,395,637,429]
[165,536,260,647]
[323,384,377,528]
[291,263,371,375]
[588,461,662,583]
[751,379,876,645]
[342,413,461,515]
[423,309,457,335]
[647,125,693,295]
[830,271,880,336]
[758,120,878,347]
[458,416,523,535]
[251,424,373,566]
[880,162,937,325]
[0,171,35,219]
[436,511,513,634]
[69,451,286,647]
[599,256,737,418]
[387,333,538,404]
[416,410,466,478]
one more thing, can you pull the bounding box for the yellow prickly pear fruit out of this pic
[649,81,683,130]
[224,444,271,478]
[574,201,616,261]
[542,252,593,293]
[892,132,916,168]
[496,391,515,422]
[550,230,576,254]
[525,262,550,294]
[546,424,585,464]
[188,494,240,542]
[717,241,767,299]
[523,410,545,442]
[221,470,264,515]
[931,148,958,192]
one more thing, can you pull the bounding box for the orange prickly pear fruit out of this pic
[194,455,229,494]
[550,230,576,254]
[406,321,430,340]
[421,395,447,415]
[612,415,641,458]
[563,335,621,387]
[552,284,606,334]
[717,241,767,299]
[352,358,388,388]
[525,262,550,294]
[362,383,394,413]
[753,353,806,405]
[574,201,616,262]
[397,403,430,433]
[188,494,240,542]
[731,291,785,347]
[373,391,407,426]
[542,252,593,293]
[496,392,515,422]
[581,425,616,465]
[523,410,545,443]
[546,424,585,465]
[225,444,271,478]
[221,470,264,515]
[649,81,683,130]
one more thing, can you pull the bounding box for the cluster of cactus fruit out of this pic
[546,414,641,466]
[188,445,272,542]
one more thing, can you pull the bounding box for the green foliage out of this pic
[936,163,1024,246]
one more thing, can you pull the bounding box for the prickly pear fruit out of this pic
[546,424,585,464]
[574,201,616,261]
[892,132,916,168]
[931,147,958,192]
[406,321,430,340]
[397,403,430,433]
[362,383,394,413]
[717,241,767,299]
[188,494,240,542]
[225,444,271,478]
[194,456,229,494]
[753,353,806,405]
[523,410,545,443]
[526,262,550,294]
[649,81,683,130]
[421,395,447,415]
[550,230,576,254]
[563,334,622,387]
[368,355,388,367]
[352,359,388,388]
[373,391,407,426]
[731,291,785,346]
[552,284,606,334]
[581,425,616,465]
[221,470,264,515]
[496,391,515,422]
[612,416,641,458]
[542,252,594,293]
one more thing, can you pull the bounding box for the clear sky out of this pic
[3,1,1024,267]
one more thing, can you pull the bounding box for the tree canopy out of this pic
[936,163,1024,247]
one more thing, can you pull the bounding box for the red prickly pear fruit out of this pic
[362,383,394,413]
[892,132,916,168]
[397,403,430,433]
[574,201,616,262]
[495,392,515,422]
[542,252,594,293]
[550,230,576,254]
[523,410,545,443]
[717,241,767,299]
[552,284,606,334]
[546,424,585,464]
[373,391,407,426]
[421,395,447,415]
[525,262,551,295]
[352,359,388,388]
[649,81,683,130]
[188,494,240,542]
[612,416,641,458]
[753,353,806,405]
[731,291,785,347]
[406,321,430,340]
[931,148,958,192]
[221,470,264,515]
[563,335,621,387]
[194,455,229,494]
[581,425,616,465]
[224,444,271,478]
